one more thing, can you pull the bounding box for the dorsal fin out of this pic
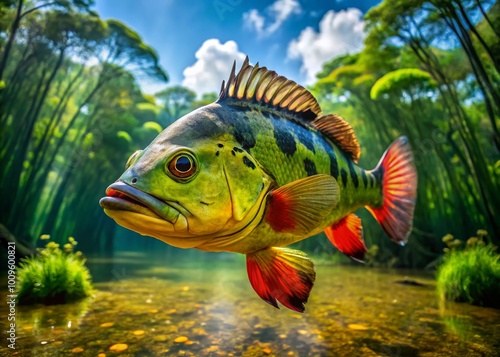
[217,56,322,121]
[312,114,361,163]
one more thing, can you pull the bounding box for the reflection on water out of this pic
[1,251,499,356]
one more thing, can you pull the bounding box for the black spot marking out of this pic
[317,136,338,178]
[347,160,359,188]
[373,167,384,186]
[243,156,256,170]
[231,150,236,156]
[296,126,315,153]
[303,158,317,176]
[215,151,220,156]
[234,120,256,152]
[200,201,212,206]
[329,151,339,178]
[217,143,224,148]
[361,170,368,187]
[233,147,244,153]
[340,168,348,187]
[272,119,296,156]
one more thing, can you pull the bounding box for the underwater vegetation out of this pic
[436,230,500,308]
[16,235,93,305]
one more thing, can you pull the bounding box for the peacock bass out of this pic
[100,58,417,312]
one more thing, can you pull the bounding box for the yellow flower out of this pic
[476,229,488,238]
[442,234,454,243]
[466,237,478,246]
[63,243,73,252]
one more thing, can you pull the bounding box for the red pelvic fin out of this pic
[367,136,417,245]
[324,214,366,262]
[246,247,316,312]
[265,174,339,235]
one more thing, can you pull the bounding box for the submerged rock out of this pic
[347,324,369,331]
[109,343,128,352]
[174,336,189,343]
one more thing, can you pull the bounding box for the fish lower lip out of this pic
[100,182,181,223]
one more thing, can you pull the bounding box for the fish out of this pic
[99,57,417,312]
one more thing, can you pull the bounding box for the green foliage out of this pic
[155,85,196,125]
[134,102,161,123]
[436,230,500,308]
[0,3,169,250]
[142,121,163,134]
[370,68,436,100]
[364,244,399,268]
[191,92,218,109]
[315,53,359,79]
[17,236,93,305]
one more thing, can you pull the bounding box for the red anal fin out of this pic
[246,247,316,312]
[324,214,366,262]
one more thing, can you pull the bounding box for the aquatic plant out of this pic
[436,230,500,308]
[17,235,93,305]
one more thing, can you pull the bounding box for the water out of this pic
[2,251,499,356]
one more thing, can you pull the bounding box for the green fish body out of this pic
[100,58,417,312]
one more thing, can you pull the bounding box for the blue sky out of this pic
[95,0,380,95]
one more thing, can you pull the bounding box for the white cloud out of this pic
[182,39,246,95]
[243,0,301,36]
[287,8,365,83]
[243,9,265,34]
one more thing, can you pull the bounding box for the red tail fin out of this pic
[367,136,417,245]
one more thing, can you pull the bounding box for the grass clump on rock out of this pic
[17,235,92,305]
[436,230,500,308]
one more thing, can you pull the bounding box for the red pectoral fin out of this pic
[265,174,339,235]
[246,247,316,312]
[324,214,366,262]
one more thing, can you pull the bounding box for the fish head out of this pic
[99,104,272,248]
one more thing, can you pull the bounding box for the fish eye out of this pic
[125,150,142,169]
[167,153,196,179]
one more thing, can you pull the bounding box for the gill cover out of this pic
[222,148,270,221]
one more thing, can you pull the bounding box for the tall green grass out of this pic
[436,230,500,308]
[17,236,92,305]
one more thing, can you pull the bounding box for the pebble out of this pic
[100,322,114,328]
[71,347,84,353]
[348,324,369,331]
[298,329,308,335]
[263,347,272,354]
[109,343,128,352]
[133,330,145,336]
[98,354,106,357]
[193,328,207,336]
[174,336,189,343]
[154,335,168,342]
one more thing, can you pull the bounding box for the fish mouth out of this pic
[99,181,183,225]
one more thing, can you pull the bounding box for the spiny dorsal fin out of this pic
[218,56,322,121]
[312,114,361,163]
